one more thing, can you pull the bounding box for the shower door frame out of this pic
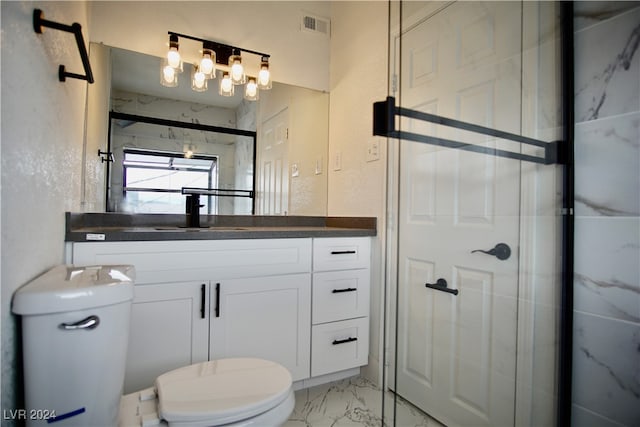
[381,1,574,426]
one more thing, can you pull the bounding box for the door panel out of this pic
[395,2,522,426]
[259,109,289,215]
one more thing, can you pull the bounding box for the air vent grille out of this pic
[301,14,330,36]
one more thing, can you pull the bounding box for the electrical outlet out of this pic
[291,163,299,177]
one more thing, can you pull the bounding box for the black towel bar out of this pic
[33,9,94,84]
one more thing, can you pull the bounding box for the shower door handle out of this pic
[471,243,511,260]
[425,278,458,296]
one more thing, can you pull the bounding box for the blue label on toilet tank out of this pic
[47,407,85,424]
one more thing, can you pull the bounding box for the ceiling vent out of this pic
[301,14,330,36]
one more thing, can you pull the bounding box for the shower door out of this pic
[394,2,525,426]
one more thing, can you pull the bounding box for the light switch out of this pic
[333,151,342,171]
[366,140,380,162]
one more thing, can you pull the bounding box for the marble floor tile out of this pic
[285,376,441,427]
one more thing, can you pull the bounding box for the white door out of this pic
[124,282,210,394]
[395,2,522,426]
[258,108,289,215]
[210,274,311,381]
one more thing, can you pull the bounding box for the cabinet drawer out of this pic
[312,270,370,324]
[311,317,369,377]
[313,237,371,272]
[71,239,311,284]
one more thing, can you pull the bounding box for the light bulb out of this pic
[167,47,181,69]
[160,63,178,87]
[245,77,258,101]
[229,50,245,85]
[258,56,272,90]
[163,66,175,82]
[200,50,215,78]
[219,72,234,96]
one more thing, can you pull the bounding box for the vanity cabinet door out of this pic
[123,281,209,394]
[210,274,311,381]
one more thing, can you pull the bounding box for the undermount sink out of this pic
[153,226,249,231]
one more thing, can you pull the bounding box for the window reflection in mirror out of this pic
[108,113,256,215]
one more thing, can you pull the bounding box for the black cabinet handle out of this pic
[425,278,459,296]
[200,284,206,319]
[215,283,220,318]
[332,337,358,345]
[332,288,357,293]
[330,250,356,255]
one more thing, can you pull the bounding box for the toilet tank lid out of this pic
[12,265,135,315]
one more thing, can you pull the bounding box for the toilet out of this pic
[12,265,295,427]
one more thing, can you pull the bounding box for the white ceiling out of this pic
[110,47,245,109]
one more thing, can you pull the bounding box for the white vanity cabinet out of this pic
[311,237,371,377]
[68,235,371,390]
[210,274,311,381]
[123,281,209,394]
[69,238,312,389]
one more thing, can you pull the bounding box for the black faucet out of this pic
[185,194,203,228]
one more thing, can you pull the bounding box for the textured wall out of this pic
[328,1,388,384]
[1,0,89,414]
[572,3,640,426]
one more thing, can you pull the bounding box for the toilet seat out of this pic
[119,358,294,427]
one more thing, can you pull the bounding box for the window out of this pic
[122,149,218,214]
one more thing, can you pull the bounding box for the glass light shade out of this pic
[258,57,272,90]
[229,52,245,85]
[167,47,182,70]
[160,63,178,87]
[219,72,234,97]
[200,50,215,79]
[191,65,207,92]
[244,77,259,101]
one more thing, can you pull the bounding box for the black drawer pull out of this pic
[333,337,358,345]
[215,283,220,317]
[330,250,356,255]
[332,287,357,293]
[200,284,206,319]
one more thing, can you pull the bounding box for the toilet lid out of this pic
[156,358,293,425]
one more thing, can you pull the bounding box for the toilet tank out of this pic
[12,265,135,426]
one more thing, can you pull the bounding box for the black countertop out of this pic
[66,213,377,242]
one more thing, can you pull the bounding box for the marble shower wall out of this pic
[572,3,640,426]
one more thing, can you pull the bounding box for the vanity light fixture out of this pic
[160,31,271,101]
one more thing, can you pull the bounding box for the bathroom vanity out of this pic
[65,213,375,392]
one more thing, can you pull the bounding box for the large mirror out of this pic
[87,43,329,216]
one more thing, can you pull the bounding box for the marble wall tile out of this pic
[574,2,640,32]
[574,7,640,123]
[574,217,640,323]
[572,312,640,426]
[575,113,640,217]
[573,404,628,427]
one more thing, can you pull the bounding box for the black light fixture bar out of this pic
[373,96,562,165]
[33,9,94,83]
[168,31,270,64]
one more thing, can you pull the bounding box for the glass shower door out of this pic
[383,2,565,426]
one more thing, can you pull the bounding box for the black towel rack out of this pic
[33,9,94,84]
[373,96,564,165]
